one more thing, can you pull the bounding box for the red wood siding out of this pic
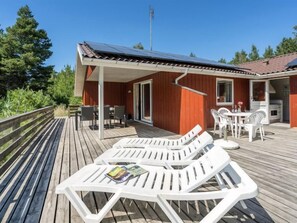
[179,74,249,128]
[126,72,208,133]
[83,81,126,106]
[290,75,297,127]
[179,88,207,134]
[152,73,181,133]
[82,71,250,133]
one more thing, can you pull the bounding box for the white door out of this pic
[250,80,269,124]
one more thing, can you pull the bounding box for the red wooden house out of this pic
[74,41,297,139]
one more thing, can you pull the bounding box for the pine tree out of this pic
[0,5,53,96]
[218,58,227,63]
[189,52,196,57]
[133,42,144,50]
[263,45,274,58]
[249,44,260,61]
[275,37,297,55]
[230,50,249,65]
[275,25,297,56]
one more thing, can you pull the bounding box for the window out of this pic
[216,78,233,105]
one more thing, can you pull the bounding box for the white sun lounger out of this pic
[113,124,202,149]
[95,131,213,166]
[56,146,258,223]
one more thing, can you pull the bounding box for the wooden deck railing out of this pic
[68,104,80,117]
[0,106,54,176]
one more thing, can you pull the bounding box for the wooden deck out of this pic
[0,117,296,222]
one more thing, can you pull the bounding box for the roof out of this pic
[239,52,297,75]
[79,41,252,75]
[287,58,297,68]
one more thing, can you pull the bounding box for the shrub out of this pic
[54,104,68,117]
[0,88,53,118]
[47,65,76,107]
[69,96,82,105]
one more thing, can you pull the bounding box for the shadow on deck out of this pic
[1,117,296,222]
[0,119,65,222]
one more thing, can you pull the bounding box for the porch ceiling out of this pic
[87,66,156,82]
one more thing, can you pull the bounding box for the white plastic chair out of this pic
[95,131,213,166]
[211,109,234,138]
[238,110,266,142]
[113,124,202,150]
[218,107,230,115]
[56,146,258,223]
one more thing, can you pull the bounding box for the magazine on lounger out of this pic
[106,164,147,183]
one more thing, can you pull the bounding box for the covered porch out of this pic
[75,42,254,140]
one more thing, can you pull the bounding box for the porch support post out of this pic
[98,66,104,139]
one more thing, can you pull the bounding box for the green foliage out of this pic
[47,65,79,106]
[189,52,196,57]
[0,5,53,97]
[133,42,144,50]
[275,25,297,56]
[0,88,52,118]
[249,44,260,61]
[218,58,227,64]
[293,25,297,38]
[69,96,82,105]
[224,25,297,64]
[230,50,249,65]
[263,45,274,58]
[275,37,297,56]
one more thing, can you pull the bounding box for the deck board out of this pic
[1,117,296,222]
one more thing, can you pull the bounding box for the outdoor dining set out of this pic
[75,105,126,131]
[211,107,266,142]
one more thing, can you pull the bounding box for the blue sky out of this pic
[1,0,297,72]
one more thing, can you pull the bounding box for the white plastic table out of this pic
[214,111,252,150]
[225,112,252,138]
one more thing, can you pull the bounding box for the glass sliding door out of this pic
[141,82,151,122]
[133,80,152,124]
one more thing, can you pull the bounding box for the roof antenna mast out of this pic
[149,6,154,51]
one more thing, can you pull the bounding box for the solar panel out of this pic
[287,58,297,68]
[85,41,237,69]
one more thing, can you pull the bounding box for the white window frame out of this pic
[216,78,234,106]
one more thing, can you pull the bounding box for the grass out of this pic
[54,105,68,117]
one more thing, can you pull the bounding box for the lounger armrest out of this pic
[226,162,259,198]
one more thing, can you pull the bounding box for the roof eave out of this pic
[257,69,297,79]
[80,55,254,79]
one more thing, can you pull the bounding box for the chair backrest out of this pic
[218,107,230,115]
[246,110,266,125]
[114,106,125,119]
[180,145,231,192]
[211,109,220,123]
[178,124,202,144]
[81,106,94,121]
[104,106,110,120]
[180,131,213,160]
